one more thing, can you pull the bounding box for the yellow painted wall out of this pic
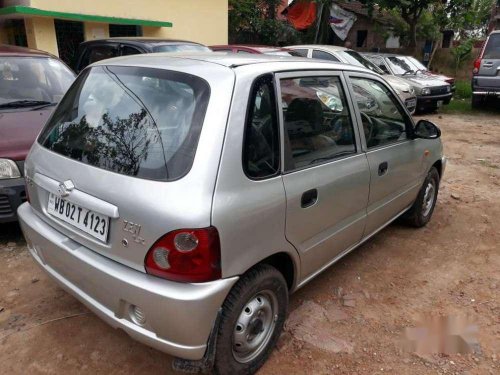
[29,0,228,45]
[24,17,59,55]
[84,22,109,41]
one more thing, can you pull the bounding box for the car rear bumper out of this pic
[0,177,27,223]
[17,203,238,360]
[417,93,453,109]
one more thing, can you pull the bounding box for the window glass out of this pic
[386,56,415,75]
[281,76,356,171]
[87,45,118,65]
[152,44,211,53]
[483,33,500,59]
[121,46,142,56]
[0,57,75,105]
[341,51,385,74]
[243,75,280,179]
[312,50,340,62]
[237,49,253,54]
[365,55,390,74]
[39,66,210,181]
[351,77,410,149]
[291,49,308,57]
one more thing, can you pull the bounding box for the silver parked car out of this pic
[18,53,445,374]
[363,53,453,113]
[472,30,500,108]
[286,45,418,114]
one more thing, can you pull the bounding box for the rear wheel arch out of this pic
[246,252,297,292]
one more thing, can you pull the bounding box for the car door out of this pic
[277,71,370,281]
[345,73,426,237]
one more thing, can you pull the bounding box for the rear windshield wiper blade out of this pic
[0,100,54,109]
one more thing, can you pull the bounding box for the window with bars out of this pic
[109,24,143,37]
[55,19,84,66]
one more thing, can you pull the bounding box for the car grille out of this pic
[430,86,450,95]
[0,195,13,216]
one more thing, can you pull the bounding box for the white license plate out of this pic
[47,193,109,242]
[437,100,444,107]
[406,99,417,108]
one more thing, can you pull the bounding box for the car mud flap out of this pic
[172,308,222,373]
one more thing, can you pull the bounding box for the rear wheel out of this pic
[214,264,288,375]
[471,94,483,109]
[404,167,440,228]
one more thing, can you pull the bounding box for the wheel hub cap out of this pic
[422,180,436,217]
[232,291,278,363]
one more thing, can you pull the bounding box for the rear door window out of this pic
[39,66,210,181]
[483,33,500,59]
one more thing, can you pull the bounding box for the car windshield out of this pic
[340,51,385,75]
[483,33,500,59]
[152,44,211,53]
[406,56,427,71]
[386,56,416,75]
[38,66,210,181]
[0,56,75,108]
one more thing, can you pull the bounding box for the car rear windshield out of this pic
[0,57,75,107]
[152,44,211,53]
[38,65,210,181]
[483,34,500,59]
[341,51,385,75]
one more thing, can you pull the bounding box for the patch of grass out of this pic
[441,98,474,113]
[454,80,472,99]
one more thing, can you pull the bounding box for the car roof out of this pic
[363,52,399,57]
[286,45,350,52]
[92,51,372,74]
[0,44,53,57]
[80,37,205,47]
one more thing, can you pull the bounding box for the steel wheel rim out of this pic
[422,180,436,217]
[232,290,278,363]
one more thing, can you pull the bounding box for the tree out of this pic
[229,0,301,45]
[361,0,443,49]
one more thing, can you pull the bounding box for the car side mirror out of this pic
[413,119,441,139]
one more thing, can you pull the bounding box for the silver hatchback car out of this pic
[18,53,445,374]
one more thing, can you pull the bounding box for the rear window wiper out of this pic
[0,100,54,109]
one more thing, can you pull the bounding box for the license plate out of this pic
[437,100,444,107]
[47,193,109,242]
[406,98,417,108]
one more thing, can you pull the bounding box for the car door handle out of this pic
[483,62,493,67]
[301,189,318,208]
[378,162,389,176]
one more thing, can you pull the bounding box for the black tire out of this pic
[213,264,288,375]
[471,94,482,109]
[404,167,440,228]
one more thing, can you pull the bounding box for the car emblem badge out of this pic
[58,180,75,198]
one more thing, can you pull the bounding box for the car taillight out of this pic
[473,58,481,74]
[145,227,221,283]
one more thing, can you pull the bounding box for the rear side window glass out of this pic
[280,76,356,171]
[88,46,118,64]
[243,75,280,179]
[292,49,308,57]
[312,50,339,62]
[121,46,142,56]
[39,66,210,181]
[483,34,500,59]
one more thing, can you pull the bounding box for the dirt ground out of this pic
[0,112,499,375]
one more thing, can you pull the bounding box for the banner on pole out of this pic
[329,4,357,41]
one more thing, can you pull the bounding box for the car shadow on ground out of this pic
[0,222,24,245]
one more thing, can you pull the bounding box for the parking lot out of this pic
[0,111,498,375]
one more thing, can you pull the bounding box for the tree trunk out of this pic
[408,20,418,51]
[428,35,442,69]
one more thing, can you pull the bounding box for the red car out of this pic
[210,44,300,56]
[0,44,75,223]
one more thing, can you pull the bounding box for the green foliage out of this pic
[454,80,473,99]
[451,39,474,74]
[228,0,302,45]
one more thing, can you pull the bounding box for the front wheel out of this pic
[214,264,288,375]
[404,167,440,227]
